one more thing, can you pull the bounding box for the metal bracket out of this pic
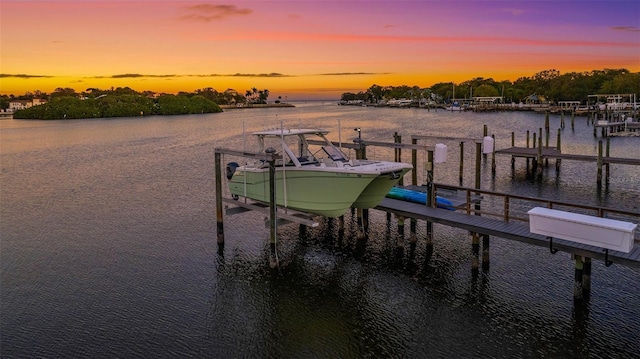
[604,249,613,267]
[548,237,558,254]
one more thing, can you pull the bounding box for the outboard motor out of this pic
[226,162,239,180]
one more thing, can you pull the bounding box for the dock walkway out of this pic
[376,197,640,269]
[495,147,640,166]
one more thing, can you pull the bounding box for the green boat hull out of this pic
[229,168,378,217]
[351,167,412,208]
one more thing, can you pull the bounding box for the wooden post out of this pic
[544,111,550,169]
[482,234,490,271]
[545,116,550,148]
[215,151,225,254]
[471,232,480,273]
[582,257,592,299]
[560,110,565,129]
[266,147,278,268]
[483,125,488,160]
[410,138,417,243]
[459,141,464,185]
[571,111,575,130]
[545,111,550,133]
[397,215,405,240]
[410,216,417,244]
[362,207,369,235]
[411,138,418,185]
[574,255,584,301]
[355,139,368,238]
[544,125,549,167]
[475,141,481,191]
[605,138,610,181]
[426,149,434,261]
[597,140,603,188]
[472,141,482,273]
[394,132,403,185]
[527,130,531,172]
[491,134,496,175]
[556,128,562,171]
[537,128,543,177]
[511,132,515,168]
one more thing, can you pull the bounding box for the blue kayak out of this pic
[386,187,455,210]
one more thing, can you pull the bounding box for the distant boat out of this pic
[446,84,463,111]
[387,98,413,107]
[446,101,463,111]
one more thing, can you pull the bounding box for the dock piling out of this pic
[482,234,490,271]
[556,129,562,171]
[491,134,496,175]
[597,141,603,188]
[605,138,610,181]
[573,255,584,301]
[215,151,225,254]
[582,257,592,299]
[459,142,464,185]
[472,232,480,273]
[510,132,515,168]
[266,147,278,268]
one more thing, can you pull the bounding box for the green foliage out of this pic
[473,84,500,97]
[244,87,270,105]
[13,93,221,120]
[13,97,97,119]
[155,94,221,115]
[342,68,639,104]
[0,95,9,110]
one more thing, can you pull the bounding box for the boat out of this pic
[446,101,463,111]
[226,128,412,217]
[446,84,463,111]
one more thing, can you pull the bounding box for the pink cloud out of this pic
[180,4,252,22]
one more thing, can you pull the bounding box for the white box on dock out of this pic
[434,143,447,163]
[482,136,494,154]
[527,207,637,253]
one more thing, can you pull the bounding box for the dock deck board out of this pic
[376,197,640,268]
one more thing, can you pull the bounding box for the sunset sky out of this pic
[1,0,639,99]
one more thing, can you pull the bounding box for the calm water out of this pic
[1,102,639,358]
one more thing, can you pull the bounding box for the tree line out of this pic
[340,68,639,104]
[4,86,277,120]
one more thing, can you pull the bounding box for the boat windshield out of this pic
[322,145,347,161]
[254,130,351,167]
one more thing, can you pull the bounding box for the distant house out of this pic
[523,94,548,105]
[8,98,47,112]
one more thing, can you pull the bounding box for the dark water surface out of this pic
[1,102,639,358]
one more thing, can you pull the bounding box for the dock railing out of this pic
[433,183,640,241]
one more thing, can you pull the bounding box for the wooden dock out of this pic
[495,146,640,166]
[215,130,639,301]
[376,197,640,269]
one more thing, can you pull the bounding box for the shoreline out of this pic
[219,103,295,110]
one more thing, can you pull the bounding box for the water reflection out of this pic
[2,104,638,358]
